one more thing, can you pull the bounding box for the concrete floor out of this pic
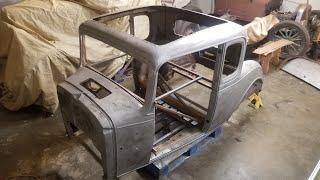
[0,69,320,179]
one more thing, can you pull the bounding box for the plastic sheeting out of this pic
[0,0,160,112]
[245,14,280,45]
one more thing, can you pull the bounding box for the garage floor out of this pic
[0,69,319,180]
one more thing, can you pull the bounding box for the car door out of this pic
[203,38,246,132]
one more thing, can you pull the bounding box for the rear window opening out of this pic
[174,20,201,36]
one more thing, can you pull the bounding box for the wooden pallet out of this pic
[141,127,222,177]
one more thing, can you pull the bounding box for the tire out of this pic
[267,20,311,58]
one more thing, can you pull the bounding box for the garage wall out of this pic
[190,0,214,14]
[190,0,320,14]
[281,0,320,11]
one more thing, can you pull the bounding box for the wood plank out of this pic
[271,49,281,66]
[260,54,272,74]
[253,39,293,55]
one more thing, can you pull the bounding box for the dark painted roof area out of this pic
[80,6,246,68]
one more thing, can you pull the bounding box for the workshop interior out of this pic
[0,0,319,180]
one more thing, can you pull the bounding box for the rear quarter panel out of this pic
[204,60,263,131]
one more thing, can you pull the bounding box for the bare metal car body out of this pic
[58,6,263,179]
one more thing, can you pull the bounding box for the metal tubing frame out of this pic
[172,68,212,89]
[158,74,189,107]
[156,105,198,122]
[167,61,213,83]
[155,76,202,101]
[174,92,208,112]
[79,35,86,67]
[153,124,185,146]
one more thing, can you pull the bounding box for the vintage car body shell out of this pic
[58,6,263,179]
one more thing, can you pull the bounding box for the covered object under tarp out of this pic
[0,0,160,113]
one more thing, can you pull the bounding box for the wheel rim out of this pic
[273,27,305,57]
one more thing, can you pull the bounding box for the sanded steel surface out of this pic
[58,6,263,179]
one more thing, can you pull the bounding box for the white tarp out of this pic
[0,0,160,112]
[245,14,280,45]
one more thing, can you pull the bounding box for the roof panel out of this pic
[79,6,247,69]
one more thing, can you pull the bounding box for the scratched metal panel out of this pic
[282,58,320,90]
